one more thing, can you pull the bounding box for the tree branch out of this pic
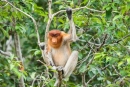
[116,34,130,43]
[45,0,52,43]
[0,50,11,57]
[86,56,94,69]
[82,73,86,87]
[112,65,121,76]
[73,6,105,13]
[14,33,25,87]
[97,34,108,51]
[52,5,105,17]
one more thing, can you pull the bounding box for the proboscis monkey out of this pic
[41,8,78,86]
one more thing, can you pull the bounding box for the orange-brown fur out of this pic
[48,30,63,48]
[47,30,71,66]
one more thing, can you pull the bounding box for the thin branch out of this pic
[3,0,40,44]
[73,6,105,13]
[0,50,11,57]
[0,2,9,8]
[86,56,94,69]
[87,42,97,53]
[37,60,49,78]
[52,10,66,17]
[31,75,40,87]
[97,34,108,51]
[52,6,105,17]
[45,0,52,43]
[88,41,101,47]
[86,0,90,6]
[112,65,121,76]
[82,73,86,87]
[78,50,92,66]
[101,64,110,70]
[86,74,97,85]
[116,34,130,43]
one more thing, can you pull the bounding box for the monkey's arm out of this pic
[66,8,78,42]
[39,42,55,66]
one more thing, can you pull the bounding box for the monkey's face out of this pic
[48,30,62,46]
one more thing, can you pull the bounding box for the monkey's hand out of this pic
[66,8,72,20]
[39,42,46,50]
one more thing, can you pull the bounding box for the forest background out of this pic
[0,0,130,87]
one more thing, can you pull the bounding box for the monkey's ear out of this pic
[66,8,72,20]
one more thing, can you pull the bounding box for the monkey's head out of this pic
[48,30,63,47]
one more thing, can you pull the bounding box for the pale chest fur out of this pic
[51,42,71,66]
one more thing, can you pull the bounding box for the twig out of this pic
[87,41,96,53]
[45,0,52,43]
[52,5,105,17]
[31,75,40,87]
[78,50,92,66]
[0,2,9,8]
[37,60,49,78]
[82,73,86,87]
[87,41,101,47]
[0,50,11,57]
[112,65,121,76]
[97,34,108,51]
[101,64,110,70]
[116,34,130,43]
[86,56,94,69]
[86,0,90,6]
[52,10,66,17]
[73,6,105,13]
[86,74,97,86]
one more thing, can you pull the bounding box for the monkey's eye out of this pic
[53,33,60,37]
[56,33,60,36]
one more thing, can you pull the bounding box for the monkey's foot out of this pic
[56,66,63,71]
[56,66,64,76]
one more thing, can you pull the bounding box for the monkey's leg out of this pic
[64,51,78,78]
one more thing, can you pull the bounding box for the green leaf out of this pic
[113,15,123,21]
[97,77,104,80]
[126,57,130,64]
[106,8,112,19]
[10,64,15,70]
[1,28,9,37]
[34,50,41,56]
[30,72,36,79]
[79,65,86,73]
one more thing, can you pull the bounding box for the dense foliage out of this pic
[0,0,130,87]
